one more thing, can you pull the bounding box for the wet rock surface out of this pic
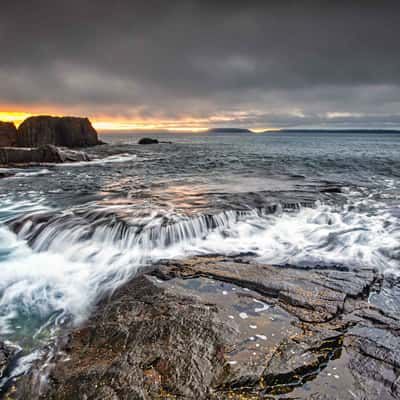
[0,144,90,166]
[0,341,17,380]
[0,121,17,147]
[17,116,100,148]
[7,256,400,399]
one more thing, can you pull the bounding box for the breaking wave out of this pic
[0,197,399,341]
[57,153,137,167]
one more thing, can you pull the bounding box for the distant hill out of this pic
[263,129,400,134]
[207,128,252,133]
[207,128,400,134]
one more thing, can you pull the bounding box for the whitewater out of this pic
[0,131,399,379]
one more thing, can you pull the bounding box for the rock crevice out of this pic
[6,256,400,399]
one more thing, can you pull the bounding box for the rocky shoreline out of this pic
[0,116,102,169]
[0,144,90,167]
[4,255,400,399]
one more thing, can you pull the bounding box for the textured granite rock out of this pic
[0,341,17,380]
[17,116,100,148]
[0,144,90,166]
[8,256,400,399]
[0,121,17,147]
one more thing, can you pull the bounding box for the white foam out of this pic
[14,169,51,177]
[253,299,269,312]
[58,153,137,167]
[0,198,399,342]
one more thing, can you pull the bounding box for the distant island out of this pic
[206,127,400,134]
[268,128,400,134]
[207,128,251,133]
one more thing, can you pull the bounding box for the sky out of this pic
[1,0,400,131]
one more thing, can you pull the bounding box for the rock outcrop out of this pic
[138,137,159,145]
[0,341,17,380]
[0,144,90,166]
[17,116,100,148]
[0,121,17,147]
[8,256,400,400]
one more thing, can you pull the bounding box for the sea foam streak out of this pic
[0,198,399,340]
[57,153,137,167]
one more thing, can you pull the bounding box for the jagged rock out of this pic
[8,257,400,399]
[138,137,159,145]
[0,170,15,179]
[0,144,90,166]
[17,116,100,148]
[0,341,17,379]
[320,186,342,193]
[0,121,17,147]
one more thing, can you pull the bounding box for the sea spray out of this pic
[1,198,399,344]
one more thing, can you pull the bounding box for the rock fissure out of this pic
[4,257,400,400]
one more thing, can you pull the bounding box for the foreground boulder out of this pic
[17,116,101,148]
[0,341,17,380]
[9,256,400,399]
[138,137,159,145]
[0,144,90,166]
[0,121,17,147]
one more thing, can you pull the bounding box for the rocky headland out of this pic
[5,255,400,399]
[0,122,18,147]
[17,116,101,148]
[0,115,102,169]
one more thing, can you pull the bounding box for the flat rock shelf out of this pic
[6,256,400,399]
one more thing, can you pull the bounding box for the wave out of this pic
[14,169,51,177]
[57,153,137,167]
[0,168,51,179]
[0,199,399,342]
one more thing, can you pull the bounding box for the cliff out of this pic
[0,121,17,147]
[17,116,100,148]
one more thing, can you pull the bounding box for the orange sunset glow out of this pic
[0,110,209,131]
[0,112,33,126]
[0,109,274,132]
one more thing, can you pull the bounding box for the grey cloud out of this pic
[0,0,399,128]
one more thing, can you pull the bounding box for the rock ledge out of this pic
[7,256,400,399]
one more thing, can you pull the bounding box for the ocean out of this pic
[0,131,399,381]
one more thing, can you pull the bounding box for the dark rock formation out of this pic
[320,186,342,194]
[0,121,17,147]
[138,137,159,145]
[8,256,400,399]
[0,144,90,166]
[0,170,16,179]
[17,116,100,148]
[0,341,17,380]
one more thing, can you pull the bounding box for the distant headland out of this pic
[207,127,400,134]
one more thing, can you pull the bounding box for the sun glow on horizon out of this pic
[0,112,33,127]
[250,127,281,133]
[91,120,209,132]
[0,110,275,133]
[0,111,212,132]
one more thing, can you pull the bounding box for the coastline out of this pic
[0,131,399,399]
[6,255,400,399]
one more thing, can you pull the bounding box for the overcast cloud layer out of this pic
[1,0,400,128]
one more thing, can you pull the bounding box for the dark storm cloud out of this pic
[0,0,399,127]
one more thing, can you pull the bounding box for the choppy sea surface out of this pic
[0,131,399,381]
